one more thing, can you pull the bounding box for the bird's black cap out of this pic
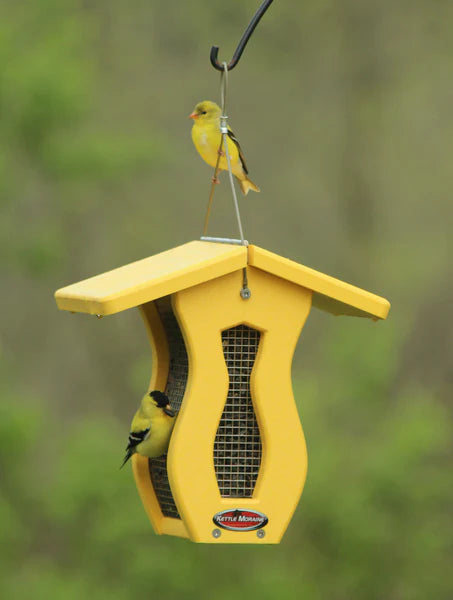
[149,390,170,408]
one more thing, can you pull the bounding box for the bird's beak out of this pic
[164,406,176,417]
[189,111,198,120]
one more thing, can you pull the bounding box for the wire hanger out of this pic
[202,0,274,299]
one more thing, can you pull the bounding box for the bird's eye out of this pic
[201,111,207,115]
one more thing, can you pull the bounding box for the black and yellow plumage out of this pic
[121,390,176,468]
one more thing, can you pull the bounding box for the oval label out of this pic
[213,509,268,532]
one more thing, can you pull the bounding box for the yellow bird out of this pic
[189,100,260,195]
[121,390,176,467]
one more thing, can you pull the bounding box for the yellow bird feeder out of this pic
[55,239,390,544]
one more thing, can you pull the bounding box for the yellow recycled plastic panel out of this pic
[54,239,390,544]
[55,241,247,316]
[132,301,190,539]
[248,246,390,320]
[161,267,311,543]
[55,240,389,321]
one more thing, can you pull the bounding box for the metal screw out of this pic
[257,529,265,539]
[212,528,221,539]
[240,287,251,300]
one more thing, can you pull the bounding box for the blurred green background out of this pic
[1,0,452,598]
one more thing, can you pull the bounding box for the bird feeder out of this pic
[55,240,390,544]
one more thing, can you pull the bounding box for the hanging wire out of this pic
[202,1,274,295]
[203,64,246,245]
[203,0,273,242]
[202,65,250,297]
[219,64,246,244]
[202,154,222,236]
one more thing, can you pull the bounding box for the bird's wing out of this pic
[227,128,249,174]
[125,427,150,452]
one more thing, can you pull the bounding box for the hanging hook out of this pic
[210,0,274,72]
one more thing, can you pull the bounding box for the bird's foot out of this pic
[211,176,220,185]
[217,149,225,157]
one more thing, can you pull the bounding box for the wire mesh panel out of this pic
[148,458,180,519]
[214,325,262,497]
[156,297,188,412]
[149,297,188,519]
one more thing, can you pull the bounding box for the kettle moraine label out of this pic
[213,509,268,531]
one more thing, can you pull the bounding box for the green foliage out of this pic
[0,0,167,277]
[0,0,92,156]
[42,132,166,182]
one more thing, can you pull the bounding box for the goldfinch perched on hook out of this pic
[121,390,176,468]
[189,100,260,195]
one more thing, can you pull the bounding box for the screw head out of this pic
[240,287,251,300]
[257,529,265,539]
[212,528,221,539]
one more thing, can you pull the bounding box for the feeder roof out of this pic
[55,240,390,320]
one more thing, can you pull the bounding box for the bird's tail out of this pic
[238,175,260,196]
[120,448,134,469]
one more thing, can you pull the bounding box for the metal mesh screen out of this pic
[214,325,262,497]
[148,297,188,519]
[156,297,188,412]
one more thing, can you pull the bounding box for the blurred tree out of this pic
[0,0,164,278]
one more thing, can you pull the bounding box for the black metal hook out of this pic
[210,0,274,72]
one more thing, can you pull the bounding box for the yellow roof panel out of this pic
[55,240,390,320]
[248,245,390,320]
[55,241,247,316]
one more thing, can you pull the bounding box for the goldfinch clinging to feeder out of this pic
[121,390,176,468]
[189,100,260,196]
